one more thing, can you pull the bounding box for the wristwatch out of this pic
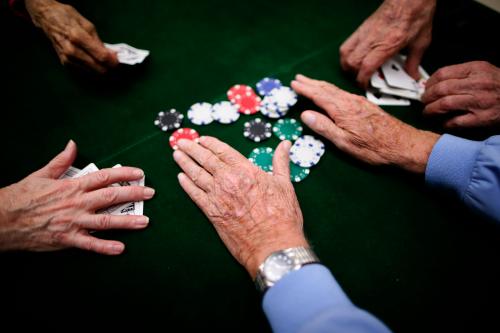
[255,246,319,293]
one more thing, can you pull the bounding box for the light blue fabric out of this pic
[262,264,391,333]
[426,134,500,222]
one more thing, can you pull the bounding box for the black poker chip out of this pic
[154,109,184,131]
[243,118,272,142]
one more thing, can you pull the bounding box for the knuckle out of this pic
[440,97,455,110]
[96,214,112,229]
[101,188,118,204]
[94,171,110,185]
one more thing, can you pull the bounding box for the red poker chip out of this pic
[235,93,261,115]
[227,84,257,103]
[169,128,200,150]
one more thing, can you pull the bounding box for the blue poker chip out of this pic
[256,77,282,96]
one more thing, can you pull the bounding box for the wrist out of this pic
[24,0,56,26]
[245,233,309,279]
[397,129,440,174]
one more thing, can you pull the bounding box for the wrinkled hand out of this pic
[173,136,307,278]
[0,141,155,255]
[291,74,439,173]
[421,61,500,129]
[340,0,436,87]
[25,0,119,73]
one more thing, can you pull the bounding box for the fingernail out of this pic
[144,187,155,198]
[110,243,124,254]
[302,112,316,126]
[173,150,182,160]
[65,139,74,151]
[133,169,144,178]
[283,140,292,149]
[177,172,185,181]
[136,216,149,226]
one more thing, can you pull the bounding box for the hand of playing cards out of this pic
[61,163,145,216]
[366,53,430,106]
[104,43,150,65]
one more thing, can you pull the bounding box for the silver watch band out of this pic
[255,246,319,293]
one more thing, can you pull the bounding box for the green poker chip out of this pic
[272,118,303,141]
[290,162,310,183]
[248,147,274,172]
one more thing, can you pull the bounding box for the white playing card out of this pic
[59,166,82,179]
[366,89,411,106]
[370,69,423,101]
[73,163,99,178]
[98,164,145,216]
[104,43,150,65]
[381,54,420,91]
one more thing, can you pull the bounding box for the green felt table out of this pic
[1,0,499,331]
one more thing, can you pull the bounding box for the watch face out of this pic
[264,253,294,282]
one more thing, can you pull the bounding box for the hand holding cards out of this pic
[366,53,429,106]
[61,163,146,216]
[104,43,150,65]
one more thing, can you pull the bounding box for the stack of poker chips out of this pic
[153,76,326,182]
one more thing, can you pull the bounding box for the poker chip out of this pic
[227,84,256,103]
[256,77,282,96]
[169,128,200,150]
[154,109,184,131]
[273,118,303,141]
[248,147,274,173]
[234,92,261,115]
[269,86,298,111]
[290,162,310,183]
[260,95,286,119]
[289,135,325,167]
[243,118,272,142]
[211,101,240,124]
[187,102,213,125]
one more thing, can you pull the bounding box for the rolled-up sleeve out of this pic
[262,264,392,333]
[425,134,500,222]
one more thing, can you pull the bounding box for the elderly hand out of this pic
[173,136,307,278]
[0,141,155,255]
[421,61,500,129]
[340,0,436,87]
[291,74,439,173]
[25,0,119,73]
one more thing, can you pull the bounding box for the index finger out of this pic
[198,136,248,166]
[176,139,224,174]
[78,167,144,191]
[426,63,471,88]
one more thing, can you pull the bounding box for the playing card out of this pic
[73,163,99,178]
[59,166,81,179]
[381,54,420,91]
[370,65,427,101]
[366,89,410,106]
[104,43,150,65]
[98,164,145,216]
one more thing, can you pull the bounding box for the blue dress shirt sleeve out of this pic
[262,264,392,333]
[425,134,500,222]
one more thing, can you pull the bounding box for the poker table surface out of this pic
[1,0,499,331]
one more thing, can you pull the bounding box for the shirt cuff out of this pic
[425,134,483,199]
[262,264,353,332]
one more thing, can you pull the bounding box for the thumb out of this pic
[272,140,292,179]
[301,111,345,145]
[33,140,78,179]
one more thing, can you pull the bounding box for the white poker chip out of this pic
[269,86,298,110]
[188,102,213,125]
[211,101,240,124]
[260,95,287,119]
[289,135,325,168]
